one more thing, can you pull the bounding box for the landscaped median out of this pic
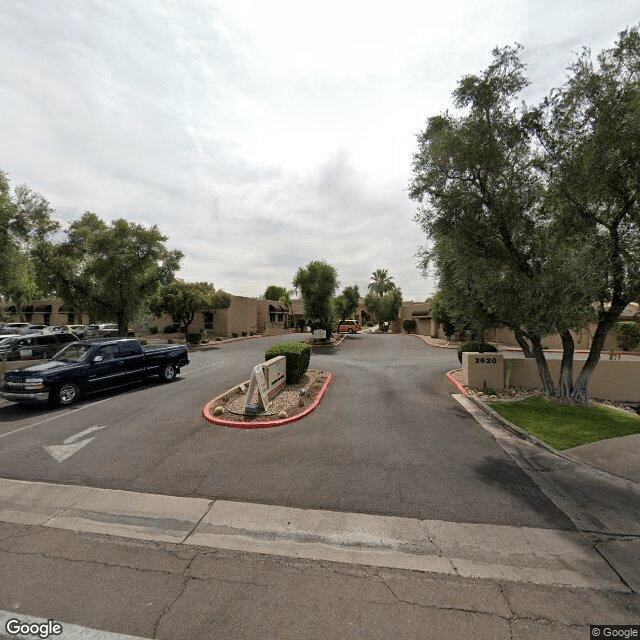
[203,370,333,428]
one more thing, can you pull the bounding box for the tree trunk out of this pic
[529,334,556,397]
[557,329,575,400]
[117,312,127,337]
[514,328,533,358]
[570,302,627,404]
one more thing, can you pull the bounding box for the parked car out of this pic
[86,323,134,338]
[25,324,49,333]
[1,338,190,406]
[0,323,33,335]
[0,332,80,361]
[337,320,361,334]
[48,324,87,339]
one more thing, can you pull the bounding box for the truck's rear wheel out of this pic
[55,382,80,406]
[160,364,177,382]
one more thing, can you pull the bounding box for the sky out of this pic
[1,1,638,301]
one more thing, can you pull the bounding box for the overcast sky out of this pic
[1,1,637,300]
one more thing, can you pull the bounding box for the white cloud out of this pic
[1,0,637,300]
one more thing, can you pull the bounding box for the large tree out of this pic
[334,284,360,323]
[368,268,395,298]
[410,44,600,400]
[292,260,338,339]
[0,171,56,312]
[150,280,231,334]
[365,286,403,331]
[263,285,293,310]
[34,212,183,336]
[529,26,640,402]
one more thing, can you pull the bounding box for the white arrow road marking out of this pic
[63,424,109,444]
[43,425,108,462]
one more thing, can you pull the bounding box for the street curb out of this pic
[203,373,334,429]
[307,333,346,347]
[446,370,467,395]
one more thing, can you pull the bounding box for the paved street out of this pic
[0,334,570,528]
[0,334,637,639]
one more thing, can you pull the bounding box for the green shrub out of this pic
[216,337,222,341]
[403,319,417,333]
[250,331,254,336]
[187,332,201,345]
[149,326,158,335]
[232,332,239,338]
[138,338,148,346]
[241,330,247,337]
[616,321,640,351]
[457,340,498,364]
[265,342,311,384]
[164,325,178,334]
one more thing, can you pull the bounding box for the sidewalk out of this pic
[406,335,640,593]
[452,394,640,593]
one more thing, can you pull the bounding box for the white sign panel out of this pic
[254,364,270,408]
[313,329,326,339]
[265,356,286,396]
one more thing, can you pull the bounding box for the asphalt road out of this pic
[0,333,572,529]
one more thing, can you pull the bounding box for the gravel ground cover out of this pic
[211,369,330,423]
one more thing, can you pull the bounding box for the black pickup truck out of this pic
[1,339,189,406]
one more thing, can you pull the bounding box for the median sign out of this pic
[244,356,287,412]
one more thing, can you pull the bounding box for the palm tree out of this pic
[368,268,395,298]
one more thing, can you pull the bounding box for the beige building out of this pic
[0,299,89,326]
[136,295,290,338]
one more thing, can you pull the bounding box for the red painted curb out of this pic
[446,369,467,395]
[202,373,334,429]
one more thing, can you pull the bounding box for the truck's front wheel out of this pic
[54,383,80,406]
[160,364,177,382]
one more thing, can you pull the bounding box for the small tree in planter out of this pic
[292,261,338,340]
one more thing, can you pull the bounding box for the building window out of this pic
[269,313,276,323]
[204,312,214,330]
[277,313,283,322]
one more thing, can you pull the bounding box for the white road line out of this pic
[0,398,111,441]
[181,360,224,374]
[0,609,151,639]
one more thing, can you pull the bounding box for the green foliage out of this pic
[615,322,640,351]
[264,285,292,309]
[149,326,158,334]
[365,285,403,326]
[430,292,458,340]
[149,280,230,334]
[33,212,183,337]
[138,338,148,346]
[488,397,640,450]
[186,332,202,345]
[402,319,417,333]
[0,171,55,307]
[264,342,311,384]
[163,325,179,334]
[292,261,338,338]
[334,284,360,323]
[456,341,498,364]
[368,269,395,298]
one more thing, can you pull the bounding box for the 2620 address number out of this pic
[475,357,497,364]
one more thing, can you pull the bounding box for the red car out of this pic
[338,320,361,333]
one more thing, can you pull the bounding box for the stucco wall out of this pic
[462,352,640,402]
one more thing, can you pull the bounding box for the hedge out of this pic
[264,342,311,384]
[456,340,498,364]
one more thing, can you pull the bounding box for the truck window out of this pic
[119,341,142,357]
[96,344,119,361]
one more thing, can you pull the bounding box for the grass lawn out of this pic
[487,397,640,450]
